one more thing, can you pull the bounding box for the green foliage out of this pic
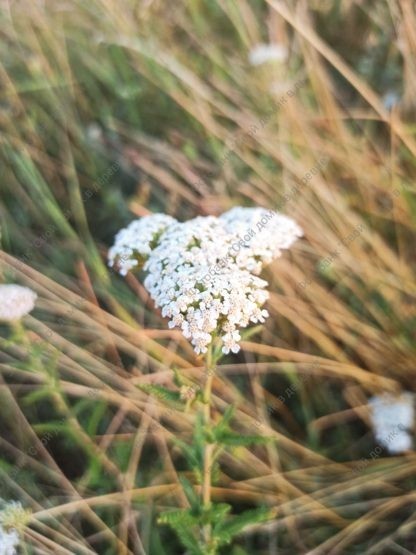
[158,508,199,527]
[137,383,182,407]
[159,503,275,554]
[213,432,271,447]
[159,400,274,553]
[211,406,271,446]
[173,437,202,472]
[178,476,201,510]
[213,507,277,546]
[166,523,204,554]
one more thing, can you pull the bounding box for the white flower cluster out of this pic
[109,208,302,355]
[0,526,18,555]
[368,393,414,454]
[248,43,288,66]
[108,214,176,275]
[0,500,29,555]
[0,285,37,322]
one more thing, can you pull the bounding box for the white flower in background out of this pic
[0,500,30,555]
[0,285,37,322]
[220,207,303,274]
[368,392,414,454]
[248,43,288,66]
[383,91,400,111]
[0,526,19,555]
[86,123,103,141]
[108,213,177,275]
[109,209,302,354]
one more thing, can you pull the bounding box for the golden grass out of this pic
[1,0,416,552]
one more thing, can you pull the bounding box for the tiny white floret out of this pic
[369,392,414,454]
[0,285,37,322]
[248,43,288,66]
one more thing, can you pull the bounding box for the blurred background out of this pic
[1,0,416,553]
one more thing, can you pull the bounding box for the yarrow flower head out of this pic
[368,392,414,454]
[248,43,288,66]
[0,526,18,555]
[0,285,37,322]
[0,500,31,555]
[109,208,302,355]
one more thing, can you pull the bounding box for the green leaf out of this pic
[213,458,222,480]
[158,516,203,554]
[206,503,232,521]
[22,388,53,405]
[174,526,204,555]
[196,410,217,451]
[215,432,271,447]
[172,438,201,471]
[213,405,235,436]
[178,476,200,511]
[137,384,181,406]
[172,367,184,387]
[158,508,198,527]
[214,507,276,545]
[86,400,107,436]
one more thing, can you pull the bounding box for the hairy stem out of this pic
[202,345,215,547]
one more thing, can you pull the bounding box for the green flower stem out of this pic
[202,344,215,548]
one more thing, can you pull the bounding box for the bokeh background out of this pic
[1,0,416,553]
